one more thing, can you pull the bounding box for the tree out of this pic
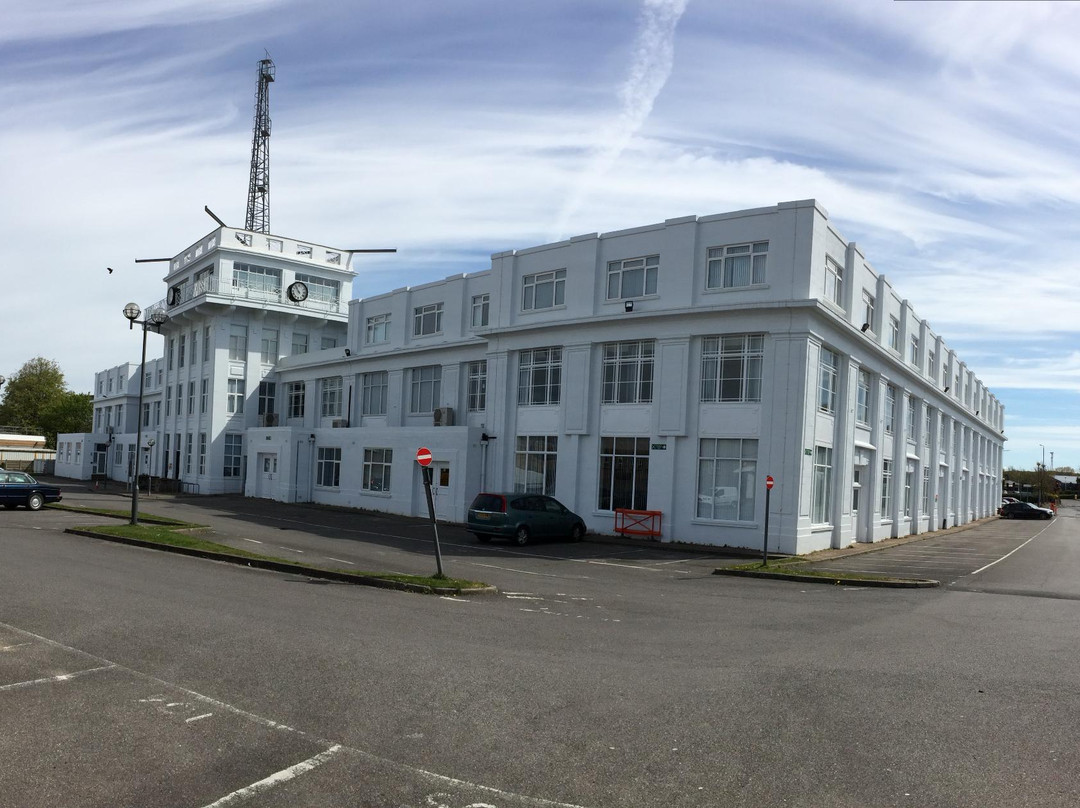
[40,392,93,444]
[0,357,69,447]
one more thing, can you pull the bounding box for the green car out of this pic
[467,492,587,546]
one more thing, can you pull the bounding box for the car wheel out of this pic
[27,493,44,511]
[570,523,585,542]
[514,526,530,546]
[473,533,492,543]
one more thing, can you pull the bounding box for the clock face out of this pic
[287,281,309,302]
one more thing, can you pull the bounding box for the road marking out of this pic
[243,538,263,544]
[199,745,343,808]
[326,557,354,565]
[186,713,214,723]
[970,523,1054,576]
[470,562,591,580]
[0,642,32,651]
[279,547,304,554]
[0,664,116,692]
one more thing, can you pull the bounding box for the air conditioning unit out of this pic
[433,407,454,427]
[331,419,348,428]
[260,412,279,427]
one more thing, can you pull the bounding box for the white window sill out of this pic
[703,283,769,294]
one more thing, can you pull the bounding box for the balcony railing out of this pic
[148,275,346,318]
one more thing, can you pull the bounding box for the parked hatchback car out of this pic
[467,492,586,546]
[0,471,63,510]
[998,501,1053,520]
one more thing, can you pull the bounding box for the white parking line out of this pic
[970,522,1054,576]
[199,745,343,808]
[186,713,214,723]
[325,557,354,565]
[0,664,116,692]
[243,539,263,544]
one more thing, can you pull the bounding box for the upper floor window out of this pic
[292,332,308,355]
[909,335,920,366]
[320,377,343,418]
[320,336,338,350]
[471,294,490,328]
[287,382,305,419]
[178,334,186,368]
[885,384,897,434]
[522,269,565,311]
[410,365,442,413]
[261,328,279,364]
[295,273,340,306]
[366,314,390,344]
[518,347,562,406]
[602,340,655,404]
[229,324,248,362]
[468,360,487,412]
[824,256,844,308]
[906,396,916,439]
[700,334,763,403]
[817,348,839,414]
[928,350,937,381]
[862,291,875,331]
[707,242,767,289]
[203,326,211,362]
[233,262,281,294]
[413,303,443,337]
[607,255,658,300]
[361,371,388,416]
[856,369,872,426]
[889,317,900,352]
[167,339,174,371]
[227,379,245,415]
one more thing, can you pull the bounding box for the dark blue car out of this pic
[0,471,63,510]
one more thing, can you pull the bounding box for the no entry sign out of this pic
[415,447,432,466]
[766,475,774,490]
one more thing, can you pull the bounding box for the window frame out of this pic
[413,303,444,337]
[706,242,767,290]
[606,255,658,301]
[521,269,566,312]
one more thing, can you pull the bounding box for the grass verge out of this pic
[51,503,195,527]
[721,558,935,585]
[71,521,490,592]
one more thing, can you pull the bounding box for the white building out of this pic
[59,200,1005,554]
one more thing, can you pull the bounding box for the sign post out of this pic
[762,475,774,566]
[416,447,445,577]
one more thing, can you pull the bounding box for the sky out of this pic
[1,0,1078,471]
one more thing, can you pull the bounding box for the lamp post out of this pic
[1039,444,1046,506]
[123,302,168,525]
[146,437,156,495]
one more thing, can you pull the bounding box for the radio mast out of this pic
[245,57,275,233]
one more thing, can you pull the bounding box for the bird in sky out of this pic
[107,267,113,274]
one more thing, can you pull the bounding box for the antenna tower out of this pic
[245,57,275,233]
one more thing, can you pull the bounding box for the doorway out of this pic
[256,453,278,499]
[431,461,452,521]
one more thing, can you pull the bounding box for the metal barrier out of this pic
[614,508,662,538]
[180,481,201,495]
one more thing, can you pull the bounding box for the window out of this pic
[607,255,658,300]
[697,438,758,521]
[165,392,172,417]
[316,447,341,487]
[811,446,833,524]
[321,336,338,350]
[818,348,839,414]
[201,378,208,414]
[514,436,559,495]
[232,262,281,294]
[856,369,872,426]
[909,336,919,366]
[224,433,242,477]
[187,381,195,415]
[114,443,123,466]
[144,371,152,390]
[940,416,948,451]
[413,303,443,336]
[295,273,340,306]
[292,332,309,355]
[471,294,490,328]
[153,401,161,425]
[862,291,876,330]
[190,329,197,365]
[361,371,388,416]
[467,361,487,412]
[198,433,206,475]
[518,348,562,406]
[178,334,186,369]
[889,317,900,351]
[410,366,441,413]
[173,386,179,417]
[261,328,279,364]
[598,437,650,511]
[924,407,932,447]
[362,448,392,492]
[884,385,897,434]
[928,350,937,381]
[157,367,163,386]
[229,324,248,361]
[824,256,844,308]
[227,379,245,414]
[142,403,150,428]
[167,339,174,371]
[75,442,81,463]
[287,382,306,419]
[522,269,565,311]
[921,467,931,512]
[185,434,193,474]
[881,459,893,516]
[320,377,343,418]
[706,242,767,289]
[258,381,276,416]
[904,467,914,517]
[203,326,211,362]
[602,340,655,404]
[906,396,916,439]
[700,334,763,403]
[366,314,390,344]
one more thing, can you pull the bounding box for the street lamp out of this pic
[1039,444,1046,505]
[123,302,168,525]
[146,437,156,495]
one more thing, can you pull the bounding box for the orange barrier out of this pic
[614,508,662,538]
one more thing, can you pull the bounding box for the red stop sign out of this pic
[766,475,774,490]
[416,447,432,466]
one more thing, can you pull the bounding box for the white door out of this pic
[431,461,452,520]
[256,453,277,499]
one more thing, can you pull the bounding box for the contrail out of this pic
[550,0,689,241]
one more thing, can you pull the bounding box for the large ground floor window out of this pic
[598,437,649,511]
[316,446,341,488]
[223,433,243,478]
[362,448,392,492]
[514,436,557,495]
[811,446,833,524]
[697,438,758,521]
